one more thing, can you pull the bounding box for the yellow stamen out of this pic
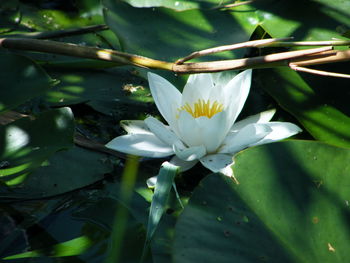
[178,99,224,119]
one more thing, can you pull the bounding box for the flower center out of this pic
[178,99,224,119]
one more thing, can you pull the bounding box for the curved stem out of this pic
[1,38,349,74]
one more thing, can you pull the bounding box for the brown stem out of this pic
[289,64,350,79]
[1,38,349,74]
[175,37,293,64]
[0,38,173,70]
[291,49,350,66]
[214,0,255,9]
[172,47,334,73]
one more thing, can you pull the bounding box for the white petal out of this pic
[174,144,206,161]
[177,111,202,147]
[146,176,158,188]
[222,69,252,128]
[230,109,276,132]
[105,134,173,158]
[144,116,185,149]
[120,120,152,134]
[200,154,234,177]
[219,123,273,154]
[182,73,213,104]
[147,72,181,131]
[195,112,228,153]
[250,122,302,146]
[169,155,198,172]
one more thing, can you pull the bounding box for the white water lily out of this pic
[106,70,301,184]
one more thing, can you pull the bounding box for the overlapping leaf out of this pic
[256,67,350,148]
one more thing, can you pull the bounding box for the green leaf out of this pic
[0,146,112,199]
[0,53,52,113]
[146,162,178,242]
[122,0,199,10]
[3,236,92,259]
[44,68,152,115]
[2,1,121,64]
[174,140,350,262]
[0,108,75,187]
[250,0,350,40]
[145,162,178,252]
[121,0,233,11]
[103,0,254,61]
[256,67,350,148]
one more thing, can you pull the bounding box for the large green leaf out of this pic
[249,0,350,40]
[0,108,75,186]
[122,0,233,11]
[256,67,350,148]
[174,140,350,262]
[2,0,121,65]
[0,53,52,113]
[0,146,112,199]
[44,68,152,115]
[2,0,103,33]
[103,0,254,61]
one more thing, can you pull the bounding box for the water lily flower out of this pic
[106,70,301,184]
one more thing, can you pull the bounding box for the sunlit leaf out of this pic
[256,67,350,148]
[121,0,233,11]
[0,108,75,187]
[146,162,178,241]
[250,0,350,40]
[3,236,92,259]
[174,140,350,262]
[0,146,112,199]
[44,68,152,115]
[103,0,254,61]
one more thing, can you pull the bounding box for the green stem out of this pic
[105,156,140,263]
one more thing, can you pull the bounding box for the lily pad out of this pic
[250,0,350,40]
[174,140,350,262]
[256,67,350,148]
[0,146,113,199]
[44,68,152,115]
[0,53,52,113]
[0,108,75,187]
[103,0,254,61]
[122,0,233,11]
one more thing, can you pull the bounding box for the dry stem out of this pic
[175,37,292,64]
[289,64,350,79]
[1,37,349,75]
